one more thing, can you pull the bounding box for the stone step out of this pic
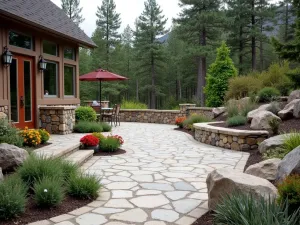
[34,142,80,159]
[65,150,94,166]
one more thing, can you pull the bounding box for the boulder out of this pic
[206,168,278,210]
[247,104,272,122]
[293,100,300,118]
[0,167,3,182]
[245,158,281,181]
[0,143,28,171]
[213,107,226,118]
[259,134,292,153]
[288,90,300,103]
[250,111,281,130]
[0,112,7,120]
[276,146,300,182]
[278,99,300,120]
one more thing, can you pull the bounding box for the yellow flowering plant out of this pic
[39,129,50,144]
[20,127,42,147]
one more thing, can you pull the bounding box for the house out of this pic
[0,0,96,133]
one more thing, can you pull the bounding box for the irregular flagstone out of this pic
[104,199,134,208]
[112,190,133,198]
[136,190,162,195]
[172,199,201,213]
[161,204,173,209]
[162,172,196,178]
[107,176,133,182]
[175,216,196,225]
[131,170,155,175]
[110,208,148,223]
[188,193,208,200]
[97,192,111,201]
[191,182,207,190]
[165,191,190,200]
[174,182,197,191]
[76,213,107,225]
[93,207,125,214]
[140,183,174,191]
[130,195,170,208]
[169,167,194,171]
[104,222,133,225]
[106,182,138,190]
[131,175,153,182]
[116,171,131,177]
[151,209,180,222]
[144,221,166,225]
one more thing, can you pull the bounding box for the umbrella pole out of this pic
[99,80,102,103]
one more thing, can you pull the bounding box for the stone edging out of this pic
[193,122,269,151]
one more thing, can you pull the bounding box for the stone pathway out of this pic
[31,123,249,225]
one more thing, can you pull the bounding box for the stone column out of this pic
[179,104,196,116]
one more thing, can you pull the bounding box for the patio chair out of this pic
[101,105,116,125]
[114,104,121,126]
[102,104,121,126]
[91,106,102,122]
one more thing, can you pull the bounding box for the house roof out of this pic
[0,0,96,48]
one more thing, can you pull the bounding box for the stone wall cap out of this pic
[120,109,180,113]
[39,106,77,110]
[188,107,212,111]
[193,122,269,136]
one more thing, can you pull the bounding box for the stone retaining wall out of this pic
[187,107,214,118]
[194,122,269,151]
[39,106,76,134]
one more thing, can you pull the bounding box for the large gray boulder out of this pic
[288,90,300,103]
[0,143,28,171]
[245,158,281,181]
[0,167,3,182]
[206,168,278,210]
[247,104,272,122]
[276,146,300,182]
[278,99,300,120]
[250,111,281,130]
[259,134,292,153]
[213,107,226,118]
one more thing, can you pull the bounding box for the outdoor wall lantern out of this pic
[39,55,47,71]
[2,46,13,66]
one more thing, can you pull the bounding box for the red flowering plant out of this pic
[175,117,186,128]
[108,135,124,145]
[80,135,99,147]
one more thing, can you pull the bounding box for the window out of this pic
[44,62,58,97]
[64,47,75,60]
[64,65,75,96]
[43,41,58,56]
[9,31,33,50]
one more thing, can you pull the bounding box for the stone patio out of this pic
[30,123,249,225]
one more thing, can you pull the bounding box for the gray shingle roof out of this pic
[0,0,96,48]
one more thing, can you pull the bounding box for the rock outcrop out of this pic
[288,90,300,103]
[259,134,292,153]
[250,111,281,130]
[278,99,300,120]
[245,158,281,181]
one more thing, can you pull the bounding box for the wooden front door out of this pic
[10,55,35,129]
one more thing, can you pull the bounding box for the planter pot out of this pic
[83,145,98,151]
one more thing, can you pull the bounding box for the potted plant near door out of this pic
[80,135,99,151]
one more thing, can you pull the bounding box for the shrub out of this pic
[267,101,281,115]
[214,192,300,225]
[226,100,239,117]
[226,75,262,100]
[175,117,186,128]
[263,147,286,160]
[109,135,124,145]
[33,177,64,208]
[0,119,23,147]
[17,155,63,187]
[73,121,103,133]
[205,42,237,107]
[101,122,112,132]
[226,98,257,118]
[183,114,212,130]
[60,160,79,182]
[75,106,97,122]
[80,135,99,147]
[226,115,247,127]
[99,136,121,152]
[92,132,106,141]
[20,127,42,147]
[278,175,300,214]
[269,117,281,135]
[282,132,300,154]
[121,100,147,109]
[39,129,50,144]
[258,87,281,103]
[0,175,28,220]
[67,174,101,199]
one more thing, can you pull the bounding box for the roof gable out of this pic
[0,0,96,48]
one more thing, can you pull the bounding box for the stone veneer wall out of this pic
[0,106,8,116]
[194,122,269,151]
[187,107,214,118]
[39,106,76,134]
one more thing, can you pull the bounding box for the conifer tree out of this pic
[61,0,84,25]
[277,0,295,43]
[96,0,121,70]
[205,42,237,107]
[134,0,167,109]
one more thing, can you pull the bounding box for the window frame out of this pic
[64,64,76,97]
[43,61,59,98]
[42,40,58,56]
[8,30,34,50]
[64,47,76,60]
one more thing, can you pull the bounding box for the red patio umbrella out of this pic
[79,68,128,103]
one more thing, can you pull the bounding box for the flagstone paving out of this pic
[32,123,249,225]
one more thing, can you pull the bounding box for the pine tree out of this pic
[96,0,121,70]
[277,0,295,43]
[205,42,237,107]
[272,0,300,62]
[61,0,84,25]
[175,0,224,106]
[134,0,167,109]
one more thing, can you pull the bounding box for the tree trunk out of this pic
[251,0,256,71]
[150,60,156,109]
[239,26,244,75]
[136,79,139,101]
[178,79,182,100]
[260,21,264,70]
[285,3,289,42]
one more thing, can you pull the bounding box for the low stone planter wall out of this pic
[39,106,76,135]
[194,122,269,151]
[187,107,214,119]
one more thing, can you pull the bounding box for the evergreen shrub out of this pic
[258,87,280,102]
[75,106,97,122]
[73,121,103,133]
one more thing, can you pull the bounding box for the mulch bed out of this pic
[243,148,263,171]
[192,211,214,225]
[0,196,92,225]
[174,127,195,136]
[93,148,126,156]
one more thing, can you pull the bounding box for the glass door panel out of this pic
[24,61,32,121]
[10,59,18,122]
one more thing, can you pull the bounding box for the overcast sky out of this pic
[51,0,181,37]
